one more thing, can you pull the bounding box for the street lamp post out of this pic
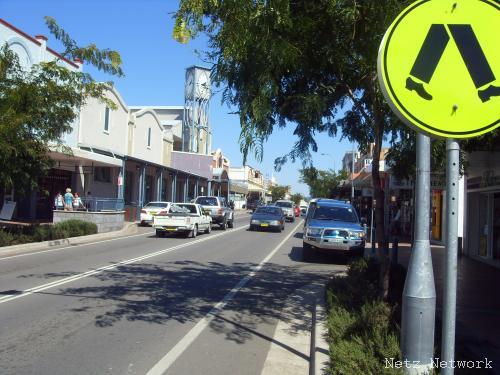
[320,153,336,172]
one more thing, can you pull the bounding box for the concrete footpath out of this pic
[396,242,500,373]
[261,282,329,375]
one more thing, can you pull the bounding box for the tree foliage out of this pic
[0,18,123,195]
[174,0,412,298]
[289,193,304,205]
[270,185,290,202]
[299,167,348,199]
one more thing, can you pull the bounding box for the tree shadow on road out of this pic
[20,256,342,346]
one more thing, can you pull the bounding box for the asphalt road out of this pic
[0,213,346,375]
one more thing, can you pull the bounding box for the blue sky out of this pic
[1,0,356,196]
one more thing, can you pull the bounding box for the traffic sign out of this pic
[377,0,499,138]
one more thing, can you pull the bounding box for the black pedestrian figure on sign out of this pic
[406,23,499,102]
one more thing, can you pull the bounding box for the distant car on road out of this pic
[153,203,211,238]
[299,204,308,215]
[274,200,295,222]
[246,199,262,212]
[140,201,171,226]
[249,205,285,232]
[303,198,365,258]
[194,196,234,230]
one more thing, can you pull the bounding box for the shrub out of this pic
[326,258,404,375]
[51,219,97,239]
[0,230,15,247]
[0,219,98,247]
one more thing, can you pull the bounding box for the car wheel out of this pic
[205,223,212,234]
[228,218,234,228]
[156,229,165,237]
[249,225,255,231]
[220,219,228,231]
[291,217,295,223]
[189,225,198,238]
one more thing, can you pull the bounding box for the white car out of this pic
[140,201,171,226]
[274,200,295,222]
[153,203,212,238]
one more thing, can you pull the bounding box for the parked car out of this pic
[249,205,285,232]
[140,201,171,226]
[153,203,211,238]
[194,196,234,230]
[294,205,300,217]
[303,198,365,258]
[274,200,295,222]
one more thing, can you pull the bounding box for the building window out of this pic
[104,107,110,132]
[147,127,152,147]
[94,167,111,183]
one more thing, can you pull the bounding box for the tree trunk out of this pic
[371,121,390,300]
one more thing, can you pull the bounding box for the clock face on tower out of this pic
[185,70,194,99]
[196,70,210,99]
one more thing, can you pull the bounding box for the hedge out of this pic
[326,257,407,375]
[0,219,98,247]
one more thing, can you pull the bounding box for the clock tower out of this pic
[182,66,212,154]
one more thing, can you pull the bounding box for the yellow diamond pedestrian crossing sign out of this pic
[378,0,500,138]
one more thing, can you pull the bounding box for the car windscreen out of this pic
[144,202,169,208]
[255,207,282,216]
[195,197,218,206]
[168,204,197,214]
[312,206,358,222]
[275,201,293,208]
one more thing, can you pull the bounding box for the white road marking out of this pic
[146,220,304,375]
[0,224,248,305]
[0,213,251,262]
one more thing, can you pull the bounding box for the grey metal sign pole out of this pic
[441,139,460,374]
[401,132,436,374]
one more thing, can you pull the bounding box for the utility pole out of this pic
[401,133,436,374]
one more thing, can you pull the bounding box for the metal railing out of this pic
[62,197,125,212]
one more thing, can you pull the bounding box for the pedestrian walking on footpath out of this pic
[64,188,74,211]
[54,192,64,210]
[73,192,83,210]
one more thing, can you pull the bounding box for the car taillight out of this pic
[141,209,147,214]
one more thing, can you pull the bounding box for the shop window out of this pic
[94,167,111,183]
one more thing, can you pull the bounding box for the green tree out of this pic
[289,193,304,205]
[271,185,290,202]
[174,0,411,298]
[299,167,347,199]
[0,17,123,195]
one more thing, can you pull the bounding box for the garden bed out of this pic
[0,219,98,247]
[325,257,406,374]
